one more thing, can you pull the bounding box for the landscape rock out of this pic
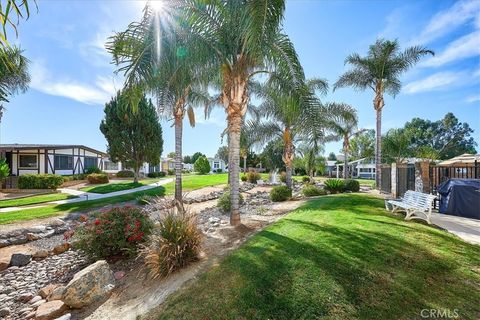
[63,260,115,308]
[47,286,66,301]
[54,313,71,320]
[0,239,10,248]
[26,233,40,241]
[38,284,58,299]
[33,250,49,259]
[113,271,125,280]
[25,311,36,319]
[0,260,9,271]
[31,299,46,308]
[52,243,70,255]
[28,295,42,304]
[10,253,32,267]
[0,307,10,317]
[17,292,34,303]
[34,300,68,320]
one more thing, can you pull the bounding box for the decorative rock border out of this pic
[0,219,68,249]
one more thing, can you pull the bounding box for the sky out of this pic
[2,0,479,158]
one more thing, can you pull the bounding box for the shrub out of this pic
[140,210,201,278]
[240,174,247,182]
[85,167,102,174]
[270,185,292,202]
[215,168,223,173]
[137,194,155,205]
[344,179,360,192]
[71,206,153,259]
[324,178,345,194]
[246,170,261,183]
[87,173,109,184]
[18,174,64,190]
[302,176,311,183]
[0,159,9,179]
[167,169,175,176]
[302,185,327,197]
[194,156,211,174]
[116,170,135,178]
[280,172,286,183]
[147,171,166,178]
[217,190,244,213]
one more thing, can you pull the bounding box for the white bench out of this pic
[387,190,437,224]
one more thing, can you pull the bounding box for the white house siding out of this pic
[208,158,226,173]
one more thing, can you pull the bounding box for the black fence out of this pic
[397,164,415,197]
[380,165,391,194]
[430,162,480,192]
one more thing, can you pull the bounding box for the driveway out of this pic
[431,213,480,245]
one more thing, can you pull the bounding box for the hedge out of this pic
[87,173,109,184]
[116,170,135,178]
[147,171,166,178]
[18,174,64,190]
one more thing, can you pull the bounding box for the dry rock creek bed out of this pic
[0,184,305,320]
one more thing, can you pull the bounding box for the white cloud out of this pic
[421,31,480,67]
[409,0,480,45]
[30,61,118,105]
[465,95,480,103]
[193,108,226,128]
[403,71,463,94]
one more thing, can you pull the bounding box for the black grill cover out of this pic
[437,179,480,219]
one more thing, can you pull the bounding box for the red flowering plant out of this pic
[72,206,153,259]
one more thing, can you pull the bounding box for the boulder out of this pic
[63,260,115,308]
[0,308,10,317]
[38,284,58,299]
[47,286,66,301]
[26,233,40,241]
[28,295,43,304]
[33,249,49,259]
[10,253,32,266]
[52,243,70,255]
[0,260,9,271]
[35,300,68,320]
[31,299,46,308]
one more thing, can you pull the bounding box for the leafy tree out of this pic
[183,155,192,164]
[260,140,284,171]
[167,152,176,159]
[327,152,337,161]
[215,146,229,164]
[0,158,9,178]
[404,113,477,159]
[350,129,375,160]
[0,46,29,129]
[334,39,433,187]
[194,156,210,175]
[191,152,206,164]
[0,0,37,46]
[297,144,325,178]
[100,91,163,183]
[186,0,305,225]
[382,128,413,164]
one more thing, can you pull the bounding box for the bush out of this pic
[87,173,109,184]
[302,185,327,197]
[324,178,345,194]
[167,169,175,176]
[137,194,155,205]
[147,171,166,178]
[270,185,292,202]
[71,206,153,259]
[194,156,211,174]
[116,170,134,178]
[85,167,102,174]
[240,174,247,182]
[215,168,223,173]
[302,176,311,183]
[140,210,201,278]
[344,179,360,192]
[18,174,64,190]
[217,191,244,213]
[246,170,261,184]
[280,172,286,183]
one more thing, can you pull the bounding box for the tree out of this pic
[194,156,210,175]
[1,0,37,46]
[100,91,163,183]
[382,128,412,164]
[326,103,360,179]
[350,129,375,160]
[334,39,433,188]
[215,146,229,164]
[327,152,337,161]
[167,152,176,159]
[107,4,210,208]
[191,152,206,164]
[0,46,30,131]
[297,144,325,178]
[183,155,192,164]
[404,113,477,159]
[185,0,305,225]
[260,140,284,171]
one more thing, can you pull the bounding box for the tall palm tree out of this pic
[248,78,327,188]
[0,46,30,135]
[184,0,305,225]
[0,0,37,46]
[107,4,210,208]
[333,39,433,187]
[325,103,360,179]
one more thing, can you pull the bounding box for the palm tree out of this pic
[0,46,30,135]
[0,0,37,46]
[325,103,360,179]
[248,78,327,188]
[107,4,210,208]
[333,39,433,187]
[184,0,305,225]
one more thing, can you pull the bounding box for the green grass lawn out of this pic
[80,181,145,194]
[155,194,480,320]
[0,193,77,208]
[0,173,228,224]
[314,176,376,187]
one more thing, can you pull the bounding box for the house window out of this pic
[104,161,119,171]
[84,157,97,170]
[213,161,220,169]
[19,155,37,168]
[54,155,73,170]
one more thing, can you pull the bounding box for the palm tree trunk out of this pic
[375,108,382,189]
[228,113,242,226]
[285,164,293,188]
[344,151,348,179]
[174,115,183,208]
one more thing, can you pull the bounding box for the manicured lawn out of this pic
[0,193,77,208]
[0,174,228,224]
[156,194,480,320]
[314,176,376,187]
[80,182,145,194]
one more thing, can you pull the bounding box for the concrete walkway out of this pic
[431,213,480,245]
[0,178,173,213]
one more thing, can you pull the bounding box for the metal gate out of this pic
[397,164,415,197]
[430,162,479,192]
[380,165,391,193]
